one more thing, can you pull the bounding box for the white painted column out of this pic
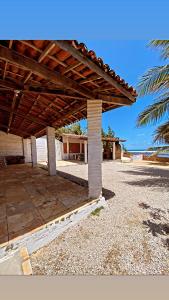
[67,137,69,160]
[112,142,116,160]
[23,138,29,163]
[84,140,88,164]
[87,100,102,199]
[46,126,56,176]
[31,136,37,167]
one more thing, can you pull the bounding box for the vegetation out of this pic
[102,125,115,138]
[137,40,169,145]
[91,206,104,217]
[56,123,116,141]
[55,122,86,139]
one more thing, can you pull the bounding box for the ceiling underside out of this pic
[0,40,137,138]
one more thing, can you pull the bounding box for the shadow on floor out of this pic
[138,202,169,251]
[56,169,115,200]
[119,166,169,191]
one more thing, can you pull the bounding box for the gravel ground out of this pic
[31,161,169,275]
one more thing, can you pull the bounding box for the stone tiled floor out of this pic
[0,164,88,245]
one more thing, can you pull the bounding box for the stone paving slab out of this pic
[0,164,88,246]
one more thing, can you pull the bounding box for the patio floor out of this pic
[0,164,88,245]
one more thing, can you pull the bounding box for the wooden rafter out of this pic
[17,95,41,129]
[0,78,133,106]
[0,123,31,137]
[0,103,49,127]
[3,40,13,80]
[24,41,56,84]
[54,40,135,102]
[20,41,100,88]
[7,91,18,133]
[0,45,96,99]
[62,61,82,75]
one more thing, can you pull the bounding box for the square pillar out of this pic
[23,138,29,163]
[87,100,102,199]
[31,136,37,167]
[46,126,56,176]
[112,142,116,160]
[84,140,88,164]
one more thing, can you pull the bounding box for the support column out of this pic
[46,126,56,176]
[23,138,29,163]
[67,137,69,160]
[87,100,102,199]
[31,136,37,167]
[80,141,82,154]
[112,142,116,160]
[84,140,88,164]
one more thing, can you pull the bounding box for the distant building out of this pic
[36,133,126,163]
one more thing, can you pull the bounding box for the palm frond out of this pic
[149,40,169,59]
[137,65,169,96]
[137,94,169,126]
[154,121,169,144]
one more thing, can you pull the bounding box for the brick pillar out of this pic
[84,140,88,163]
[112,142,116,160]
[31,136,37,167]
[87,100,102,199]
[46,126,56,176]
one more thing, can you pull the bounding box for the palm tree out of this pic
[137,40,169,146]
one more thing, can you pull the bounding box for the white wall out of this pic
[36,136,63,162]
[0,131,23,156]
[0,131,32,162]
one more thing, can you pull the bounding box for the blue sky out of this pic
[1,1,169,150]
[79,40,167,150]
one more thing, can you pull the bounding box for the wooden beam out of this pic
[17,95,41,129]
[38,42,55,63]
[62,61,82,75]
[0,45,96,99]
[52,103,86,125]
[54,40,135,102]
[97,94,133,106]
[0,103,48,127]
[3,40,13,80]
[20,41,99,87]
[24,41,56,84]
[0,78,22,90]
[7,91,18,133]
[0,123,31,137]
[0,79,133,106]
[34,103,87,137]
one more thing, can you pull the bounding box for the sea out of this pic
[128,150,169,158]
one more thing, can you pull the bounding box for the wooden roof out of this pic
[0,40,137,138]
